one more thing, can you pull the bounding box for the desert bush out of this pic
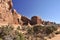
[3,35,13,40]
[27,27,33,35]
[27,25,46,35]
[0,25,25,40]
[17,26,20,30]
[14,30,25,40]
[1,25,14,35]
[27,25,58,40]
[33,25,45,34]
[45,26,57,35]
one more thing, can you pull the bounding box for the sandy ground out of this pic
[48,34,60,40]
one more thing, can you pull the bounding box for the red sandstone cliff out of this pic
[0,0,56,26]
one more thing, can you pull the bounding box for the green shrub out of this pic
[14,30,25,40]
[0,25,25,40]
[17,26,20,30]
[45,26,57,35]
[27,27,33,35]
[1,25,14,35]
[33,25,45,34]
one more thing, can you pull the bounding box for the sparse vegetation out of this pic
[45,26,57,35]
[17,26,20,30]
[0,24,59,40]
[27,25,58,40]
[0,25,25,40]
[27,27,33,35]
[33,25,45,34]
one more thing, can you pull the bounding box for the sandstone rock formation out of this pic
[0,0,22,25]
[21,16,31,25]
[12,9,22,24]
[0,0,13,24]
[31,16,42,25]
[0,0,31,26]
[0,0,56,26]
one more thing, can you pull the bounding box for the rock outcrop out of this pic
[0,0,22,25]
[21,16,31,25]
[0,0,13,24]
[0,0,56,26]
[12,9,22,24]
[31,16,42,25]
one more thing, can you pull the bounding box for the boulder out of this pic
[31,16,42,25]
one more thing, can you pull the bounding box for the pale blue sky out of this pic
[12,0,60,23]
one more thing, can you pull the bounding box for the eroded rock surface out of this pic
[0,0,13,24]
[0,0,56,26]
[31,16,42,25]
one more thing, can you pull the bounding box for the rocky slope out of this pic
[0,0,22,26]
[0,0,60,40]
[0,0,56,26]
[0,0,13,24]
